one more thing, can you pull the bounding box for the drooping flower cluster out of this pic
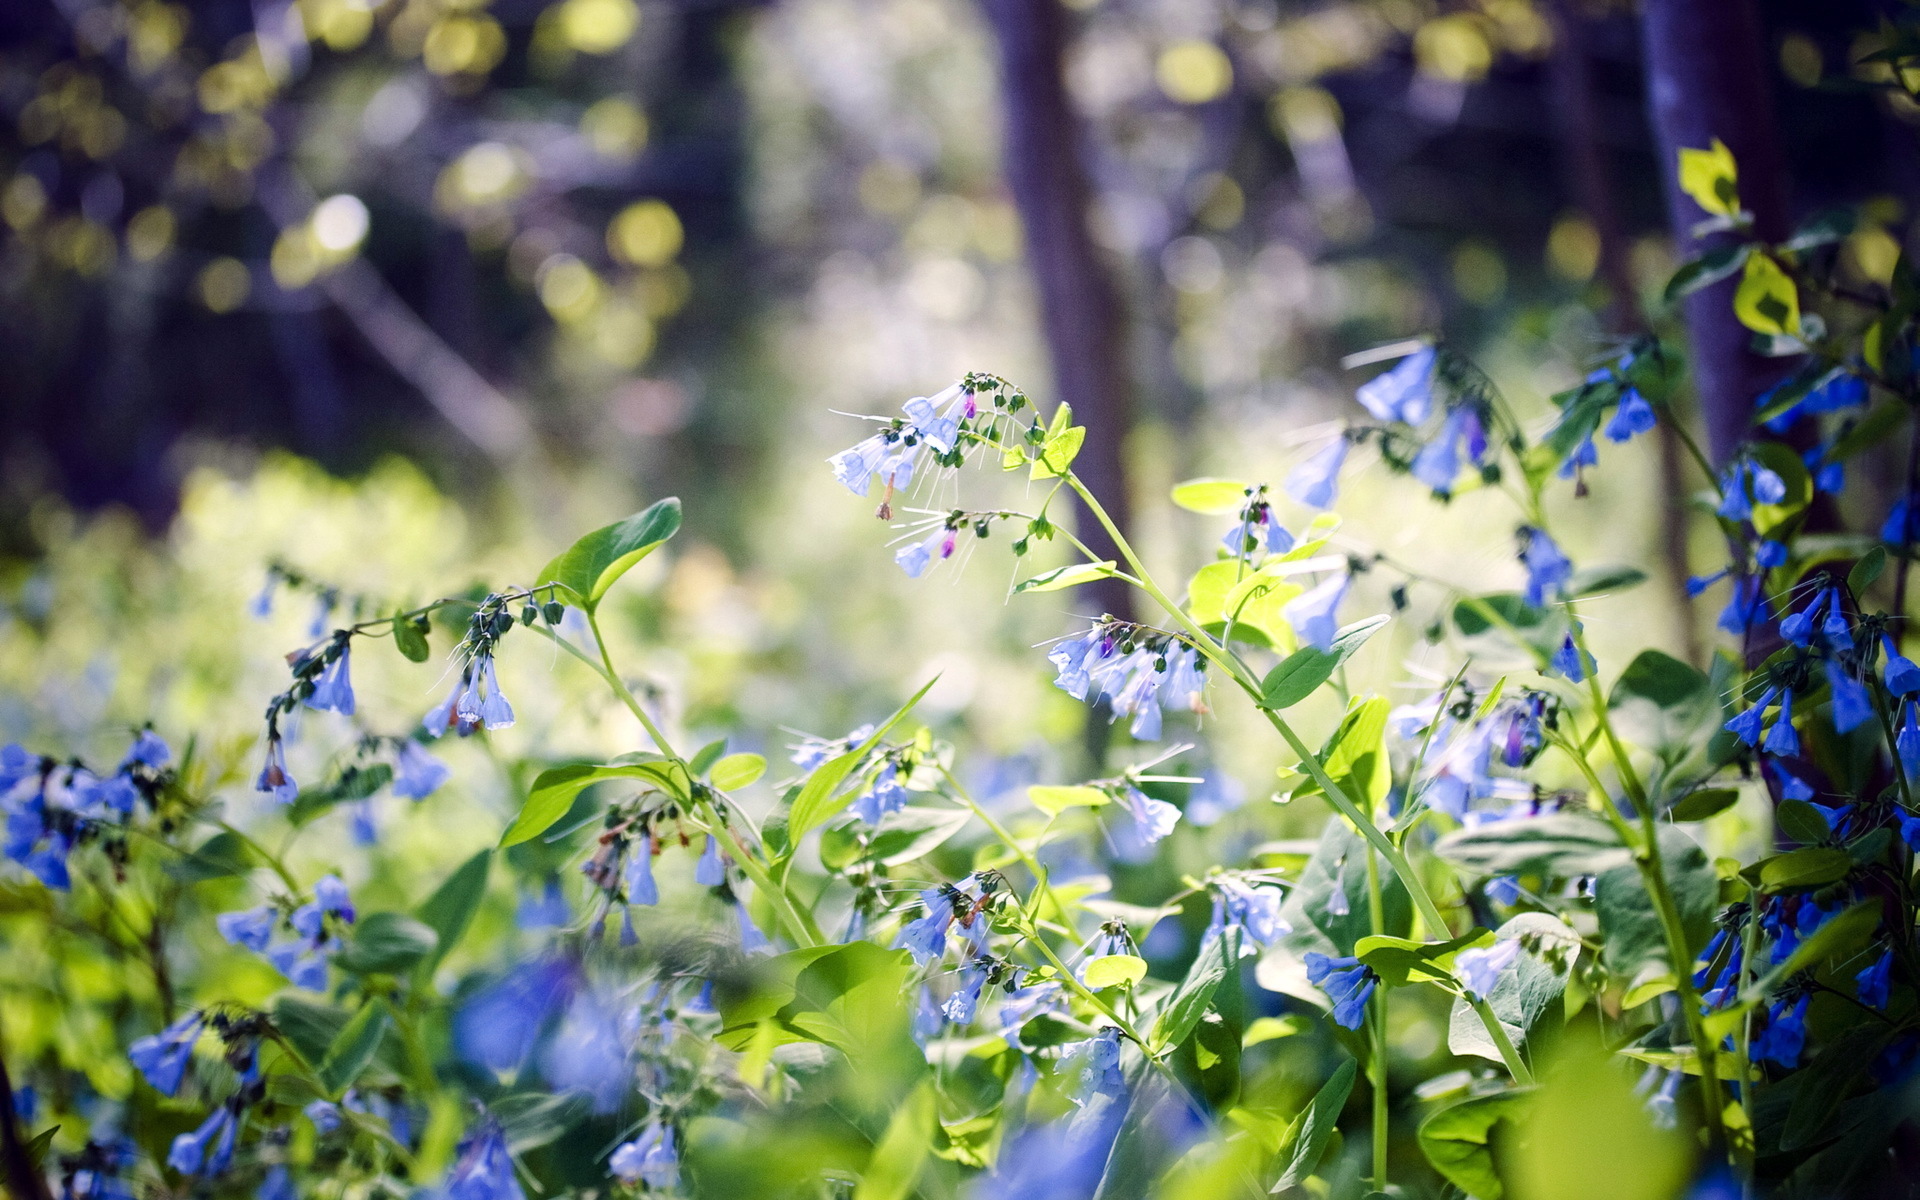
[2,732,169,890]
[1048,622,1207,741]
[217,875,356,990]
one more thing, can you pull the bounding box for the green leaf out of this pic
[1271,1058,1358,1192]
[1594,827,1718,976]
[1290,696,1390,809]
[1568,565,1648,596]
[1028,784,1109,816]
[1417,1089,1529,1199]
[1608,649,1717,769]
[1030,421,1085,479]
[1171,478,1251,513]
[711,753,767,791]
[853,1080,936,1200]
[1775,798,1833,846]
[1756,847,1852,892]
[1151,934,1230,1053]
[1012,561,1119,594]
[318,1000,390,1095]
[1663,243,1750,302]
[785,677,939,846]
[1356,929,1490,988]
[272,994,351,1069]
[1781,1024,1895,1152]
[22,1124,58,1167]
[502,761,689,847]
[1733,252,1800,336]
[1781,206,1856,253]
[414,849,490,974]
[716,942,915,1061]
[1434,813,1628,877]
[392,614,430,662]
[1667,788,1739,822]
[689,738,728,776]
[535,497,682,612]
[1084,955,1148,989]
[1260,615,1390,709]
[1850,546,1888,594]
[168,830,258,882]
[335,912,439,975]
[1275,821,1411,963]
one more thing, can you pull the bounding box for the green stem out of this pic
[1060,473,1536,1085]
[1366,848,1390,1188]
[216,820,302,894]
[1548,723,1724,1145]
[585,610,679,759]
[689,808,821,949]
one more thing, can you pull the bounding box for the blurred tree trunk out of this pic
[979,0,1136,630]
[1550,0,1700,666]
[1640,0,1790,466]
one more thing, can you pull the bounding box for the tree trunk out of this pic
[1640,0,1790,466]
[1550,0,1700,666]
[978,0,1136,629]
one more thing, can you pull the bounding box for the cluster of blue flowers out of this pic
[1048,623,1208,741]
[2,731,167,890]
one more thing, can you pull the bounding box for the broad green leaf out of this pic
[1259,615,1390,709]
[1594,827,1718,976]
[1242,1015,1307,1047]
[1781,206,1856,252]
[414,849,490,974]
[1418,1090,1528,1199]
[1151,934,1230,1053]
[1677,137,1739,217]
[1733,252,1800,337]
[1222,566,1310,648]
[1029,784,1109,816]
[689,738,728,776]
[318,1000,390,1095]
[535,497,682,612]
[501,761,689,847]
[1270,1058,1357,1192]
[1667,787,1739,822]
[1851,545,1887,594]
[1781,1024,1896,1152]
[1357,929,1490,988]
[335,912,439,975]
[1030,426,1085,479]
[1663,243,1751,302]
[272,993,351,1069]
[1084,955,1148,989]
[1290,696,1390,809]
[853,1079,936,1200]
[1775,798,1832,846]
[168,830,258,882]
[1170,478,1250,513]
[1187,561,1292,649]
[1449,915,1581,1060]
[785,676,939,846]
[1275,821,1410,961]
[1012,561,1118,594]
[711,753,767,791]
[392,614,430,662]
[716,943,915,1061]
[1568,565,1647,596]
[1434,813,1628,877]
[1608,649,1717,771]
[1756,847,1851,892]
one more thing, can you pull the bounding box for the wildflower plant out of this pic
[5,137,1920,1200]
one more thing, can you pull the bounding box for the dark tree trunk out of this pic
[1640,0,1790,466]
[978,0,1135,628]
[1551,0,1700,665]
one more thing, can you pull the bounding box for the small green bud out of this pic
[543,601,565,625]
